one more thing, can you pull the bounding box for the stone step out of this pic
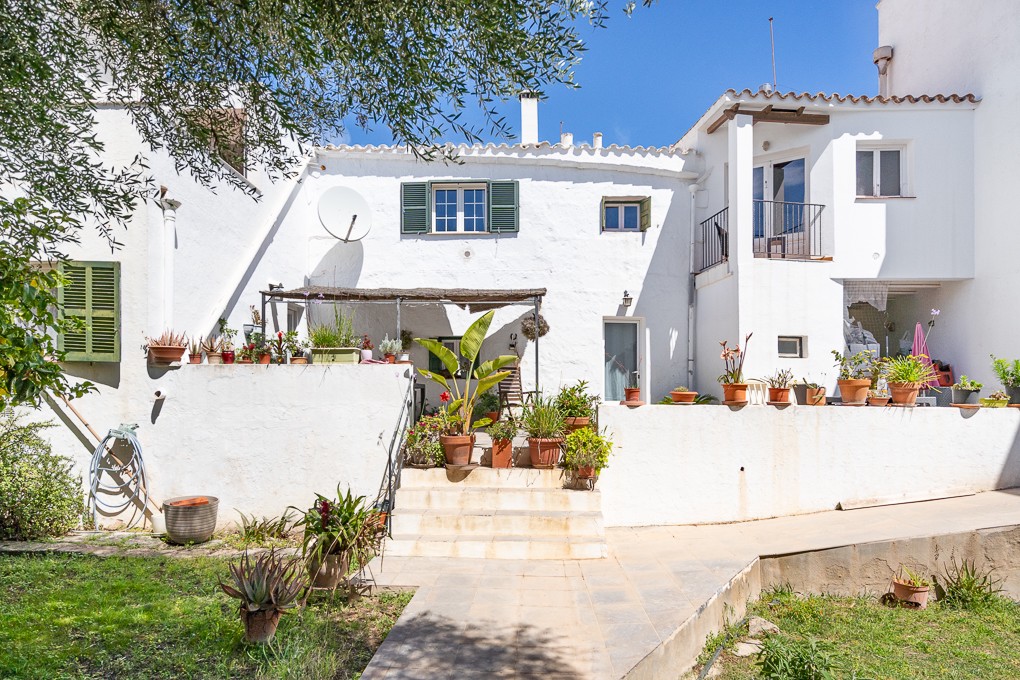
[390,508,604,538]
[395,487,602,513]
[400,466,571,489]
[384,534,608,560]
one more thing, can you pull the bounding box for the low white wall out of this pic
[37,364,411,527]
[598,404,1020,527]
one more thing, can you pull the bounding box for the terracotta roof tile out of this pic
[724,88,980,105]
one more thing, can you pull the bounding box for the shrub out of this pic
[936,557,1004,610]
[563,427,612,472]
[0,411,84,540]
[756,635,839,680]
[402,413,445,467]
[553,380,601,419]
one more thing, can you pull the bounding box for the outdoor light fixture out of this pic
[622,290,633,307]
[268,283,284,291]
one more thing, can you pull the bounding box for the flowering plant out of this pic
[718,333,753,384]
[290,486,383,570]
[270,330,305,361]
[360,334,374,351]
[402,413,447,466]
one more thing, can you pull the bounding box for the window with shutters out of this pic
[601,196,651,232]
[57,261,121,362]
[400,179,519,235]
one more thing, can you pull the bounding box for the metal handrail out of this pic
[753,200,824,259]
[377,374,415,537]
[696,206,728,273]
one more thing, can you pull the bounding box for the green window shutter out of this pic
[401,182,430,234]
[600,197,607,232]
[488,180,519,233]
[58,261,120,362]
[639,196,652,231]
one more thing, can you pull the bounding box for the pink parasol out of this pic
[911,322,939,389]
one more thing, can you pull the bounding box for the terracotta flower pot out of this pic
[440,434,475,466]
[491,438,513,469]
[868,396,891,406]
[892,580,930,609]
[624,387,641,402]
[148,345,187,363]
[576,465,596,479]
[722,383,748,403]
[528,438,563,469]
[257,353,272,365]
[564,416,590,431]
[384,354,396,364]
[767,387,791,403]
[188,354,202,364]
[290,356,308,365]
[222,350,235,364]
[241,609,282,644]
[670,391,697,403]
[837,378,870,405]
[308,552,348,589]
[805,387,826,406]
[206,352,223,365]
[888,382,920,405]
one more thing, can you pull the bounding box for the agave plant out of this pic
[146,329,188,348]
[219,548,306,614]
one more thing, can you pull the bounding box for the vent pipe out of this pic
[593,132,603,149]
[560,131,573,147]
[519,92,539,145]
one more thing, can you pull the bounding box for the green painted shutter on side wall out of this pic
[639,196,652,231]
[488,180,519,233]
[401,182,430,233]
[58,261,120,362]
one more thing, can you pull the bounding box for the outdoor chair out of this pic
[498,362,538,414]
[746,379,769,406]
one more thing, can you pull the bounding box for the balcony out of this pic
[695,200,826,273]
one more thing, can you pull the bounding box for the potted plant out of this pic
[833,349,873,405]
[951,375,983,405]
[146,330,188,363]
[892,565,932,609]
[563,427,612,488]
[163,495,219,544]
[521,396,567,469]
[867,388,891,406]
[219,318,238,364]
[624,372,641,403]
[981,390,1010,408]
[718,333,753,403]
[762,368,794,404]
[520,313,549,341]
[309,306,360,364]
[219,549,305,644]
[416,310,518,466]
[201,335,223,364]
[883,355,939,405]
[236,339,257,364]
[360,334,374,362]
[187,336,202,364]
[291,486,383,591]
[554,380,600,430]
[284,331,308,364]
[990,355,1020,404]
[379,334,401,363]
[477,389,501,423]
[669,386,698,403]
[401,413,446,468]
[487,418,518,469]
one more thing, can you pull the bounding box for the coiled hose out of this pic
[88,424,151,529]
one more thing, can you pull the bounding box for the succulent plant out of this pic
[219,548,306,613]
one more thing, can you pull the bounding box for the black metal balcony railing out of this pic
[753,200,824,260]
[695,201,826,273]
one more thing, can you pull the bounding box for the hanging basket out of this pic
[521,314,549,341]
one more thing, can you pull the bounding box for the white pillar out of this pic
[519,93,539,145]
[159,198,181,331]
[727,114,757,366]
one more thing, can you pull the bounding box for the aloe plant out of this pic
[416,310,518,435]
[219,548,306,613]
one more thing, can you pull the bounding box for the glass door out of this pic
[771,158,805,234]
[604,320,639,401]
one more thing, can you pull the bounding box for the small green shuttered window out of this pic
[57,261,120,362]
[600,196,652,232]
[400,180,519,234]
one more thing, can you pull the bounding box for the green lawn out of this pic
[0,552,410,679]
[701,588,1020,679]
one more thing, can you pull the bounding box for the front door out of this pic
[604,320,640,401]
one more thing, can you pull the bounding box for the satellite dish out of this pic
[318,186,372,242]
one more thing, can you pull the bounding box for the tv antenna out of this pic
[769,17,778,91]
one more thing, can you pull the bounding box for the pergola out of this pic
[259,286,547,390]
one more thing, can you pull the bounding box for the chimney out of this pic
[593,132,603,149]
[519,92,539,145]
[560,131,573,147]
[873,45,894,97]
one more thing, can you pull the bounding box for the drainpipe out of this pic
[687,184,699,389]
[158,197,181,331]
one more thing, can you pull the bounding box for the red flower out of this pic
[440,391,451,403]
[318,499,331,530]
[278,331,283,339]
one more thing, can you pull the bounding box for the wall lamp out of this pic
[622,291,633,307]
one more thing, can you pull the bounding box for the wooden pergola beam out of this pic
[706,105,830,134]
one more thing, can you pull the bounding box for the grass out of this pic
[0,552,410,679]
[700,587,1020,679]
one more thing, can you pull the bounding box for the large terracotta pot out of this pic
[440,434,475,466]
[491,439,513,469]
[722,383,748,403]
[892,580,930,609]
[837,379,871,405]
[623,387,641,402]
[528,438,563,469]
[485,411,500,423]
[767,387,791,404]
[670,391,697,403]
[576,466,596,480]
[308,552,348,589]
[241,609,282,644]
[888,382,920,405]
[564,416,590,432]
[188,353,202,365]
[258,353,272,365]
[148,345,187,363]
[805,387,826,406]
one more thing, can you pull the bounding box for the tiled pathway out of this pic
[363,489,1020,679]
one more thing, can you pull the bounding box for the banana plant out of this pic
[416,310,518,436]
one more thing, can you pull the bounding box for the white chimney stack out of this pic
[873,45,894,97]
[593,132,603,149]
[519,92,539,145]
[560,131,573,147]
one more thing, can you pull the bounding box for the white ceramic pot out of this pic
[360,349,373,362]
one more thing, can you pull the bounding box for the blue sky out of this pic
[346,1,878,148]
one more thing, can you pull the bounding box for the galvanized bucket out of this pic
[163,496,219,545]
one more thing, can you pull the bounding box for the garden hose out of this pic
[88,424,151,530]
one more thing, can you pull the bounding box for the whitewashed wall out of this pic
[598,403,1020,527]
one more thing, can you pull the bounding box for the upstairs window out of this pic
[400,180,519,235]
[856,147,903,197]
[601,196,651,232]
[434,184,487,233]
